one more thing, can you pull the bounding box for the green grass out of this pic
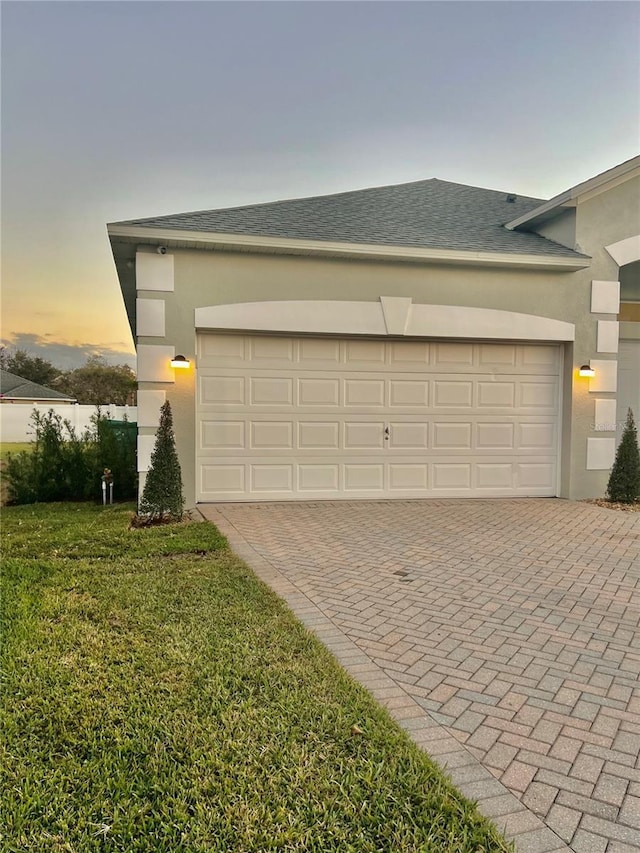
[0,442,33,461]
[1,503,512,853]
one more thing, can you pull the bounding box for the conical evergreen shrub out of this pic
[139,401,184,519]
[606,408,640,503]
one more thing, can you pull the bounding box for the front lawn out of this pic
[1,503,512,852]
[0,442,33,461]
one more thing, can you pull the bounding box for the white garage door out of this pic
[196,334,561,501]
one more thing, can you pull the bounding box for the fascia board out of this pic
[505,194,573,231]
[107,225,589,271]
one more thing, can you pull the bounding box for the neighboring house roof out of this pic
[0,369,76,402]
[112,178,588,260]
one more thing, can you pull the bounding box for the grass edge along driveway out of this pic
[1,503,512,852]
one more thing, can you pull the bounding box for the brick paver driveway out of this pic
[199,499,640,853]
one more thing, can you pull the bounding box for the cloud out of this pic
[1,333,136,371]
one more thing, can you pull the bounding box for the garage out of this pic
[196,333,561,501]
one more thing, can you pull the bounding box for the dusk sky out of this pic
[2,1,639,370]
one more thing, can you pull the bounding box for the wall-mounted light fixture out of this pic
[579,364,595,378]
[170,355,191,369]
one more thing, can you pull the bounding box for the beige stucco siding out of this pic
[136,249,597,507]
[535,210,577,252]
[130,172,640,509]
[575,176,640,263]
[571,176,640,494]
[172,250,583,315]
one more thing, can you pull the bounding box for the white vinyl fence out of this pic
[0,404,137,443]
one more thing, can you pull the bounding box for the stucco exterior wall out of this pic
[536,209,576,252]
[134,249,597,508]
[571,176,640,494]
[129,171,640,510]
[575,176,640,261]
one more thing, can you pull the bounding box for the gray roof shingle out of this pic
[0,369,75,402]
[114,178,586,258]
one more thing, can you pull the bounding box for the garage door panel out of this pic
[433,381,473,407]
[433,423,472,449]
[250,377,293,405]
[196,335,561,500]
[389,341,430,365]
[298,464,340,491]
[519,381,557,409]
[251,465,293,492]
[298,377,340,406]
[299,338,341,364]
[201,463,245,494]
[477,382,516,408]
[344,379,385,406]
[388,423,429,448]
[298,464,340,493]
[476,463,513,489]
[201,420,245,449]
[517,462,555,489]
[250,422,294,449]
[476,422,515,449]
[345,464,384,490]
[250,336,294,362]
[298,422,340,449]
[389,380,429,407]
[346,340,386,364]
[344,422,385,449]
[518,423,556,450]
[200,375,245,405]
[389,464,428,490]
[198,333,246,362]
[479,344,517,366]
[434,342,474,365]
[521,345,558,369]
[433,464,472,489]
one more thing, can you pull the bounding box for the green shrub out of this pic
[4,410,91,504]
[3,409,137,505]
[606,407,640,503]
[2,450,38,505]
[139,401,184,519]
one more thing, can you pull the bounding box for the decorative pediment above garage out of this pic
[195,298,575,342]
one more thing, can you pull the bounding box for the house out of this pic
[0,369,76,404]
[108,156,640,507]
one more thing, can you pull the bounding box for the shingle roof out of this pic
[114,178,586,258]
[0,369,75,402]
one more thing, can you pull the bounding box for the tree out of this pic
[606,408,640,503]
[0,347,60,387]
[58,357,136,405]
[139,401,184,519]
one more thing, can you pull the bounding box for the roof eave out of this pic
[505,195,575,231]
[506,155,640,231]
[107,225,590,271]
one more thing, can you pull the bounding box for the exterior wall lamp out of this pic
[170,355,191,369]
[579,364,595,378]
